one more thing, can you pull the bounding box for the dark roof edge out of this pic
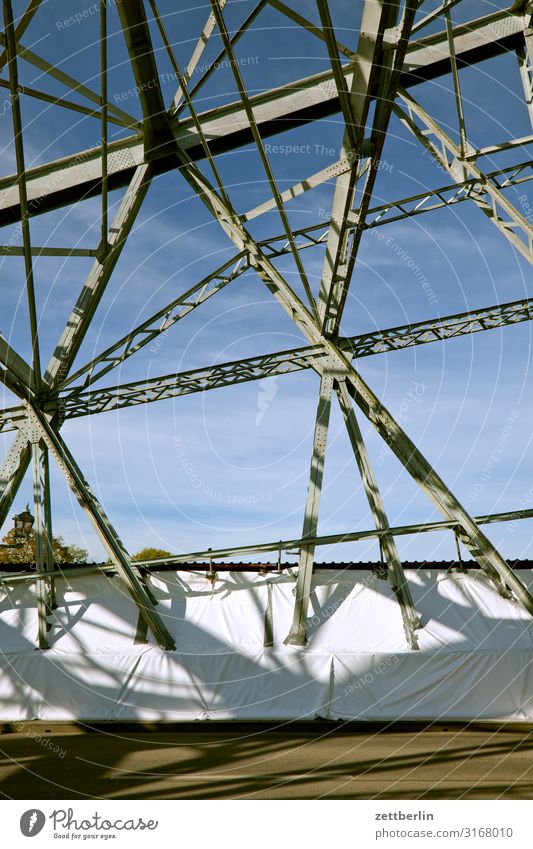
[1,559,532,573]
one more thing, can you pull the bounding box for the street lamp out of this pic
[13,504,35,537]
[0,504,35,550]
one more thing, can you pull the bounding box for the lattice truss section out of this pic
[0,0,532,650]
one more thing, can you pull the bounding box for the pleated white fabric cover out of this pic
[0,569,531,720]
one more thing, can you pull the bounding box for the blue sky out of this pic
[1,0,532,563]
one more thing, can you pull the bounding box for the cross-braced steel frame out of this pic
[1,0,533,650]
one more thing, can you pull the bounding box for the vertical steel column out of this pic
[30,438,52,649]
[336,380,421,649]
[3,0,42,382]
[317,0,394,337]
[280,0,392,643]
[285,371,334,645]
[0,0,41,73]
[40,444,56,608]
[99,0,109,257]
[24,403,176,650]
[443,0,468,159]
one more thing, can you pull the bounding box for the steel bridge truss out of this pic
[1,0,533,649]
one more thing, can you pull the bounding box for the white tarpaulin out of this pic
[0,568,531,720]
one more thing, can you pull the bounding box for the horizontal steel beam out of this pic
[1,506,531,582]
[133,506,533,566]
[44,296,533,419]
[361,160,533,231]
[0,563,117,585]
[254,159,533,258]
[0,7,526,226]
[50,158,533,395]
[0,295,526,430]
[0,246,97,257]
[58,159,533,397]
[56,347,319,416]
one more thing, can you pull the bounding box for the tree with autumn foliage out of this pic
[0,528,87,564]
[132,547,173,561]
